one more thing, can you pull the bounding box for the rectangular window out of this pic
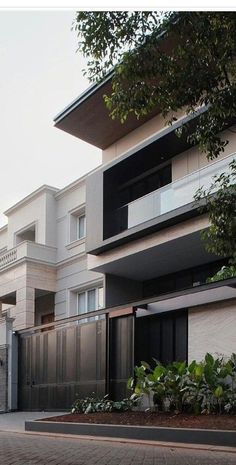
[87,289,96,312]
[78,287,104,316]
[78,292,86,314]
[77,214,86,240]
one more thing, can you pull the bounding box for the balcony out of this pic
[0,241,57,270]
[120,153,235,230]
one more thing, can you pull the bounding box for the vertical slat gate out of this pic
[18,318,107,411]
[135,310,188,366]
[109,314,135,400]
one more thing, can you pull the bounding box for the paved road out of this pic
[0,432,235,465]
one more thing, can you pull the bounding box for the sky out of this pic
[0,10,101,227]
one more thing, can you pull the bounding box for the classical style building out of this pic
[0,178,104,411]
[0,180,104,330]
[0,73,236,412]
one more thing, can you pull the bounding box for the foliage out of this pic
[194,159,236,267]
[71,393,138,414]
[73,11,236,160]
[207,265,236,283]
[74,12,236,265]
[128,354,236,414]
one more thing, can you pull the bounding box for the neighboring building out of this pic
[0,180,104,331]
[0,178,104,411]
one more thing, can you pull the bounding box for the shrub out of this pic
[128,353,236,414]
[71,393,138,414]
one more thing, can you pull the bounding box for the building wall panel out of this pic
[188,300,236,362]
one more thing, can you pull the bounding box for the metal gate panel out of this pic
[135,310,188,366]
[18,318,107,411]
[109,314,135,400]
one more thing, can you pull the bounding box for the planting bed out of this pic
[41,411,236,430]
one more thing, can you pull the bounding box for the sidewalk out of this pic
[0,411,65,432]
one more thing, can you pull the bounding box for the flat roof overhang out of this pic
[17,277,236,335]
[53,24,180,149]
[135,277,236,317]
[54,70,236,151]
[54,75,163,150]
[88,229,219,281]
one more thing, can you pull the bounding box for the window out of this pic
[69,207,86,244]
[78,287,104,316]
[77,214,86,240]
[118,164,172,207]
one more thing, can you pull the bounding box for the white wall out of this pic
[6,189,57,249]
[188,300,236,362]
[55,257,103,319]
[0,227,7,251]
[54,179,104,320]
[56,180,86,263]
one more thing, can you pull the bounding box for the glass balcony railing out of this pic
[119,153,235,230]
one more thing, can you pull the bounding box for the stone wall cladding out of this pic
[0,345,8,412]
[188,300,236,362]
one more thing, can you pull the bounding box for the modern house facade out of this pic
[55,74,236,391]
[0,72,236,412]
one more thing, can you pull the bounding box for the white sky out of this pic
[0,10,101,227]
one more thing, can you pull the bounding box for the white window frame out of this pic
[68,204,86,245]
[77,286,104,316]
[76,213,86,240]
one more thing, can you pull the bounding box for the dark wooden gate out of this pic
[18,319,107,410]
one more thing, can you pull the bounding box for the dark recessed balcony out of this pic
[111,152,234,234]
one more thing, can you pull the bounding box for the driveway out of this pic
[0,411,65,432]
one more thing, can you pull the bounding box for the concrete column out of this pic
[15,287,35,330]
[0,316,15,412]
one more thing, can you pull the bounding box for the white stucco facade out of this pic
[0,180,103,331]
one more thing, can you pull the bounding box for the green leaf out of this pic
[127,377,134,389]
[205,353,214,366]
[153,364,165,380]
[214,386,224,398]
[141,361,150,370]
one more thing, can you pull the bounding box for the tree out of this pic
[74,11,236,159]
[194,160,236,279]
[73,11,236,275]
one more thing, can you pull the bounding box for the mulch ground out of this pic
[41,411,236,430]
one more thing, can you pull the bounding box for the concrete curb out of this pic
[25,420,236,448]
[1,428,235,453]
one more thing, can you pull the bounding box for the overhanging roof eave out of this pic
[53,70,114,125]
